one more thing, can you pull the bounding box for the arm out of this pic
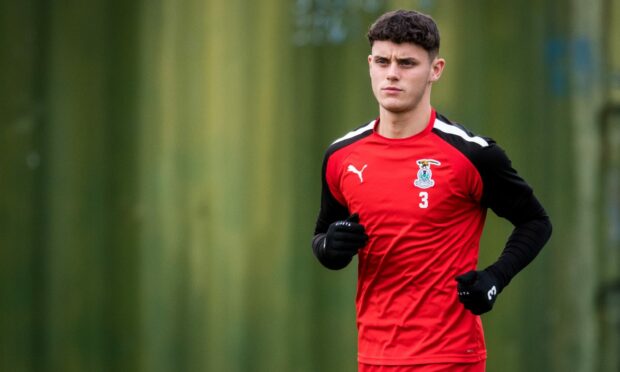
[312,154,367,270]
[484,193,552,290]
[456,143,552,314]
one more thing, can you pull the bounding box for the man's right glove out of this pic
[323,213,368,260]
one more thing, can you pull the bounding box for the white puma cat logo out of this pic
[347,164,368,183]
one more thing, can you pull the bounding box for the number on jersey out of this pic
[419,191,429,208]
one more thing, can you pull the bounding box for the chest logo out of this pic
[413,159,441,189]
[347,164,367,183]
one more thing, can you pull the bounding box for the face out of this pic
[368,40,444,114]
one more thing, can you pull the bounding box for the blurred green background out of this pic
[1,0,620,371]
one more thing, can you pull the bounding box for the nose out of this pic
[386,63,399,81]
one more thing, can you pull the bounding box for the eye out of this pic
[399,59,416,68]
[375,57,389,66]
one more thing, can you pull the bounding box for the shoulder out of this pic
[431,112,508,169]
[432,113,493,151]
[324,120,375,159]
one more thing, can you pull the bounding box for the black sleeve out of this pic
[474,143,553,290]
[484,195,552,290]
[312,153,352,270]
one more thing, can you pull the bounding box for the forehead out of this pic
[371,40,429,60]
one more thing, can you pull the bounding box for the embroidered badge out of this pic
[413,159,441,189]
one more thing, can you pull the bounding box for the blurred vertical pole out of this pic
[232,0,296,370]
[562,0,604,371]
[176,0,211,371]
[598,1,620,371]
[201,1,252,369]
[104,0,142,370]
[43,0,110,370]
[137,0,189,370]
[0,1,46,371]
[201,0,298,370]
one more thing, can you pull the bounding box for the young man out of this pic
[311,10,552,372]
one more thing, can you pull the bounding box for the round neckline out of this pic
[372,109,436,142]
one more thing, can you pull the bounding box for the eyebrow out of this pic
[396,57,417,64]
[373,55,418,64]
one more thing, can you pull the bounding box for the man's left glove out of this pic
[455,270,501,315]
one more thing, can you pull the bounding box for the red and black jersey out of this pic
[312,109,551,365]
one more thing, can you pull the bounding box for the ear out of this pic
[368,54,373,67]
[429,57,445,82]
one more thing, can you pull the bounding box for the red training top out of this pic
[314,110,535,365]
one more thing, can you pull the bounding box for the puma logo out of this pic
[347,164,367,183]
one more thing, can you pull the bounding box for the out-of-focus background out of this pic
[1,0,619,371]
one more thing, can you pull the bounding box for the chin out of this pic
[380,103,411,113]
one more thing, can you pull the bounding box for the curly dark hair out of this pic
[367,10,440,58]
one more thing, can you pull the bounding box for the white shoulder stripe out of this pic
[433,118,489,147]
[332,120,376,145]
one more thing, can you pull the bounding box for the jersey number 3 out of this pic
[419,191,429,208]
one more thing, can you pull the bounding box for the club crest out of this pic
[413,159,441,189]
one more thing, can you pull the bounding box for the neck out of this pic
[377,104,433,139]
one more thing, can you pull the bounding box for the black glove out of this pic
[455,270,501,315]
[323,213,368,260]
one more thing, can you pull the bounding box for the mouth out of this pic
[382,87,402,92]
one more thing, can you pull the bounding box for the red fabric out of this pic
[359,360,486,372]
[326,110,487,364]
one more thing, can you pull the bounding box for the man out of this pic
[311,9,552,372]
